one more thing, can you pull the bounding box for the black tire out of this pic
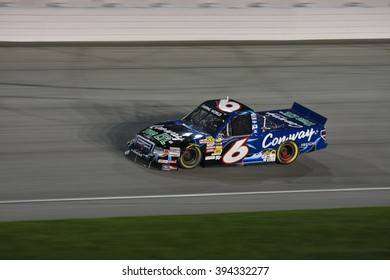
[178,145,202,169]
[276,141,299,165]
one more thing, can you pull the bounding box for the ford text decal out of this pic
[149,125,185,142]
[266,112,303,128]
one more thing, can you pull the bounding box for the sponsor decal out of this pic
[280,111,299,119]
[213,147,223,155]
[262,149,276,155]
[154,133,171,145]
[143,128,158,136]
[153,147,169,157]
[215,156,222,160]
[142,128,172,145]
[201,104,223,117]
[300,142,315,148]
[150,125,185,142]
[245,149,276,162]
[158,159,177,164]
[262,128,317,149]
[205,155,215,161]
[207,142,215,147]
[279,111,316,126]
[200,137,215,146]
[261,149,276,162]
[296,117,316,126]
[162,164,178,171]
[251,113,258,133]
[262,155,275,162]
[168,147,181,157]
[207,145,223,155]
[266,112,303,128]
[251,113,257,121]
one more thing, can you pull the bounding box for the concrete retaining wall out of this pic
[1,1,389,41]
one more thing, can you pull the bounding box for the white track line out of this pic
[0,187,390,205]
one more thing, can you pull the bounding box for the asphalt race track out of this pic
[1,41,390,221]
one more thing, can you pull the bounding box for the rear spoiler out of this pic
[291,102,327,125]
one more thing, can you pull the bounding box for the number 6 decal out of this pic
[223,137,249,164]
[218,99,241,112]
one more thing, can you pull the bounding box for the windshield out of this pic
[183,105,227,135]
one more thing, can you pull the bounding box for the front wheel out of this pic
[178,145,202,169]
[276,141,299,165]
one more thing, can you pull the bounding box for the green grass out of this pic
[0,207,389,259]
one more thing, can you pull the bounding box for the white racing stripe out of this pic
[0,187,390,205]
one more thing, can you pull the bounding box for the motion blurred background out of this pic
[1,0,390,41]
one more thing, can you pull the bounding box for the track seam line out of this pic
[1,187,390,205]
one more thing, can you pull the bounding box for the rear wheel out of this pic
[276,141,299,165]
[178,145,202,169]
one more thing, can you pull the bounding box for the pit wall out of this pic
[1,1,390,42]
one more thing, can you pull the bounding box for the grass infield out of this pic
[0,207,389,259]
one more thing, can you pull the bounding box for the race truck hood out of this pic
[136,120,208,149]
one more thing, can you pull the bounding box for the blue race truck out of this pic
[125,98,327,170]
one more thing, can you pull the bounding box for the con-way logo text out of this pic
[262,128,316,148]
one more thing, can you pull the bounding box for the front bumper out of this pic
[124,140,179,171]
